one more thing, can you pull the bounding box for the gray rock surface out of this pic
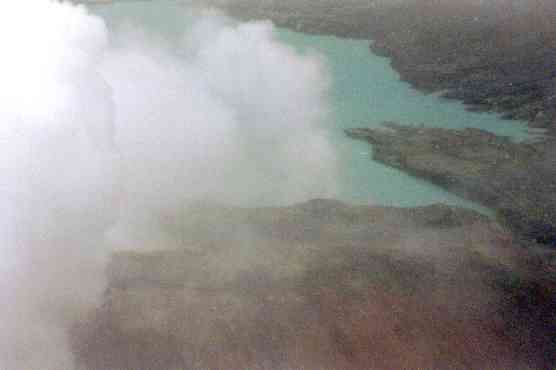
[198,0,556,131]
[347,123,556,245]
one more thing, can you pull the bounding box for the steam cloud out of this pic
[0,1,336,368]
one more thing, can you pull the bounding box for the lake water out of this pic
[91,1,531,212]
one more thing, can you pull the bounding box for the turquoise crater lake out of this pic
[92,1,531,212]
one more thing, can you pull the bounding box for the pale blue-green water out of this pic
[277,30,531,211]
[92,1,533,213]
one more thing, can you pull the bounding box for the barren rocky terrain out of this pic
[73,200,556,369]
[69,2,556,368]
[198,0,556,131]
[347,123,556,245]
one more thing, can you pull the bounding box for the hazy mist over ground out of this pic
[1,1,554,369]
[0,2,116,368]
[0,1,337,368]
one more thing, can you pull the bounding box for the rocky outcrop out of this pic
[194,0,379,38]
[347,123,556,245]
[198,0,556,241]
[198,0,556,131]
[72,199,555,369]
[367,1,556,131]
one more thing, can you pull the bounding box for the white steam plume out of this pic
[103,8,336,209]
[0,1,117,369]
[100,5,337,249]
[0,1,337,368]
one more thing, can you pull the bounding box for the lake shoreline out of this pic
[74,3,556,368]
[199,0,555,133]
[346,123,556,246]
[197,0,556,245]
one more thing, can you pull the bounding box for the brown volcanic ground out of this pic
[72,200,555,369]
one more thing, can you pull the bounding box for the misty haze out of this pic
[0,1,554,369]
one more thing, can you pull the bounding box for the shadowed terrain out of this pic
[4,2,554,369]
[347,123,556,245]
[73,200,556,369]
[197,0,556,130]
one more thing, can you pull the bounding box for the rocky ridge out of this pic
[198,0,556,131]
[347,123,556,245]
[195,0,556,245]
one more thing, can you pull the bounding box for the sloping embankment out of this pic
[200,0,556,131]
[73,200,555,369]
[347,123,556,245]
